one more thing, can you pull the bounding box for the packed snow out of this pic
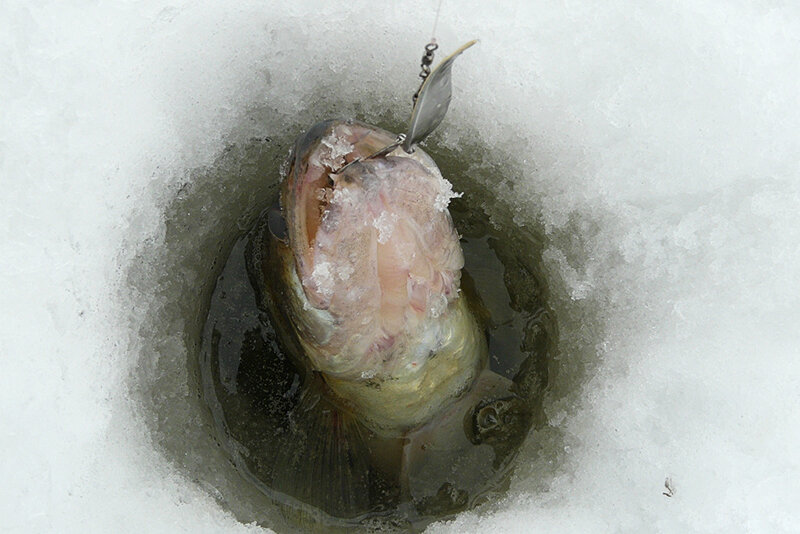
[2,1,799,532]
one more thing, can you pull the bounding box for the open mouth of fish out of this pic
[267,119,492,435]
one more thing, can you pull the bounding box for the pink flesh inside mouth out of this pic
[286,122,465,380]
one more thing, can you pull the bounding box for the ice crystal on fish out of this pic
[314,134,354,169]
[434,178,463,212]
[372,211,399,244]
[310,260,335,298]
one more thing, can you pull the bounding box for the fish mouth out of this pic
[272,119,482,433]
[282,119,397,306]
[281,119,464,329]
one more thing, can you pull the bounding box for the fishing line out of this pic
[431,0,444,41]
[412,0,444,106]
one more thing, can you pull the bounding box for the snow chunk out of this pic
[313,133,354,169]
[433,178,463,211]
[310,261,335,298]
[372,211,399,244]
[332,186,356,206]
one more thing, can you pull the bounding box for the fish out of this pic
[266,118,487,436]
[254,119,530,521]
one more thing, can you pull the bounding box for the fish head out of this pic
[281,120,465,376]
[273,120,484,433]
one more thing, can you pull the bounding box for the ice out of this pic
[373,210,399,244]
[2,1,800,533]
[311,133,354,169]
[433,178,463,212]
[310,260,335,299]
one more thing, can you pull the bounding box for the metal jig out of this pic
[332,38,475,173]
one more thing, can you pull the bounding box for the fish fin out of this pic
[267,375,394,520]
[400,370,530,513]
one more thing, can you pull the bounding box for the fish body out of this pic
[266,119,487,436]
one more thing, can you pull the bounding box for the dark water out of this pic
[199,185,556,531]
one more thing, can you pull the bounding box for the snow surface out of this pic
[2,1,800,532]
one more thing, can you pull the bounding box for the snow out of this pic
[2,1,799,532]
[310,260,336,299]
[433,179,463,212]
[312,132,354,170]
[373,210,399,244]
